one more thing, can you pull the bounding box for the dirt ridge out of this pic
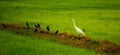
[0,22,120,55]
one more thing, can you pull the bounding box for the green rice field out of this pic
[0,0,120,55]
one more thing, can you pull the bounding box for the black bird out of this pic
[34,28,37,32]
[35,24,38,28]
[55,30,59,34]
[2,24,6,29]
[46,25,50,31]
[3,25,6,28]
[37,23,40,28]
[26,22,29,27]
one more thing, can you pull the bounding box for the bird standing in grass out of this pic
[72,19,85,36]
[55,30,59,34]
[34,28,37,32]
[35,24,38,28]
[37,23,40,28]
[26,22,29,27]
[2,24,6,29]
[46,25,50,31]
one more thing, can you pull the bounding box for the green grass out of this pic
[0,29,106,55]
[0,0,120,55]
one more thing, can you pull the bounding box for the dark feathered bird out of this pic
[46,25,50,31]
[55,30,59,34]
[26,22,29,27]
[1,24,6,29]
[35,24,38,28]
[34,28,37,32]
[37,23,40,28]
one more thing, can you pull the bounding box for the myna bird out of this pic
[55,30,59,34]
[35,24,38,28]
[34,28,37,32]
[26,22,29,27]
[37,23,40,28]
[46,25,50,31]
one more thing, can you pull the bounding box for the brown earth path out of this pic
[0,22,120,55]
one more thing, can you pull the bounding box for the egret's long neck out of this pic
[72,20,77,27]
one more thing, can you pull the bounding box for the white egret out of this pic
[72,19,85,36]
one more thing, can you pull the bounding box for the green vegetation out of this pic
[0,0,120,55]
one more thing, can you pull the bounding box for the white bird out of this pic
[72,19,85,36]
